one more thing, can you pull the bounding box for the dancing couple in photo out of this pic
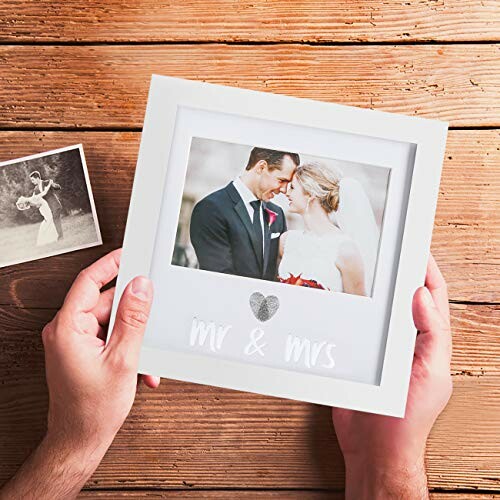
[16,171,64,247]
[190,147,379,296]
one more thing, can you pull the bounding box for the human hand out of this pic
[0,249,159,500]
[43,248,159,451]
[331,255,452,499]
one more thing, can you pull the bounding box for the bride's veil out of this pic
[332,177,380,295]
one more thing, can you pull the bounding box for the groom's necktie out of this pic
[250,200,264,267]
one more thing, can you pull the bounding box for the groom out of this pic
[29,170,64,240]
[190,147,300,281]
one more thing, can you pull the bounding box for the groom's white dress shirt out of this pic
[232,177,265,256]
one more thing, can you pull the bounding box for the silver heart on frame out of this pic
[249,292,280,322]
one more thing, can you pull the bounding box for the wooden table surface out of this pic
[0,2,499,498]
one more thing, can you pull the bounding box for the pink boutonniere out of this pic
[264,207,278,228]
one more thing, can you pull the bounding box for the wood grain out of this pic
[0,45,498,128]
[76,492,500,499]
[0,4,498,494]
[79,493,345,500]
[0,304,498,490]
[0,130,498,306]
[1,0,499,43]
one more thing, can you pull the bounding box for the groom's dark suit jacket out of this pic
[190,182,286,281]
[33,180,62,215]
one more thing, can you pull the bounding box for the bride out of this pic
[278,161,379,296]
[16,179,59,247]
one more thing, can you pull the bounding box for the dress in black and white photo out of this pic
[33,179,63,240]
[36,197,59,246]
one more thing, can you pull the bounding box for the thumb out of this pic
[106,276,153,367]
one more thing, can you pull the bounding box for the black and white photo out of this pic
[0,145,102,268]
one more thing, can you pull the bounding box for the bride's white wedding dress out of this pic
[36,199,59,246]
[278,229,352,292]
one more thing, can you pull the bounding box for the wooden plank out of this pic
[78,493,345,500]
[0,130,497,306]
[432,130,499,303]
[76,491,500,499]
[1,1,499,43]
[0,45,498,128]
[0,304,498,491]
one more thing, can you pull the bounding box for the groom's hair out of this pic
[245,147,300,172]
[29,171,41,180]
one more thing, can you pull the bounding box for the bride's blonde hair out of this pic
[295,161,341,213]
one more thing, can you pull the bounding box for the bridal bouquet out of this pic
[279,273,326,290]
[15,197,30,211]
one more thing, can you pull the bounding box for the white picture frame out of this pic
[109,75,448,417]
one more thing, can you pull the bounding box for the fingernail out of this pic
[422,287,435,308]
[131,276,152,301]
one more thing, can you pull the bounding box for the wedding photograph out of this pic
[0,145,102,268]
[172,137,390,297]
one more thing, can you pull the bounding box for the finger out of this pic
[141,374,161,389]
[76,311,101,336]
[413,287,445,334]
[105,276,153,369]
[425,254,450,325]
[91,287,116,326]
[412,286,452,362]
[63,249,122,314]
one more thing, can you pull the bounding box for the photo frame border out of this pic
[110,75,448,417]
[0,144,103,269]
